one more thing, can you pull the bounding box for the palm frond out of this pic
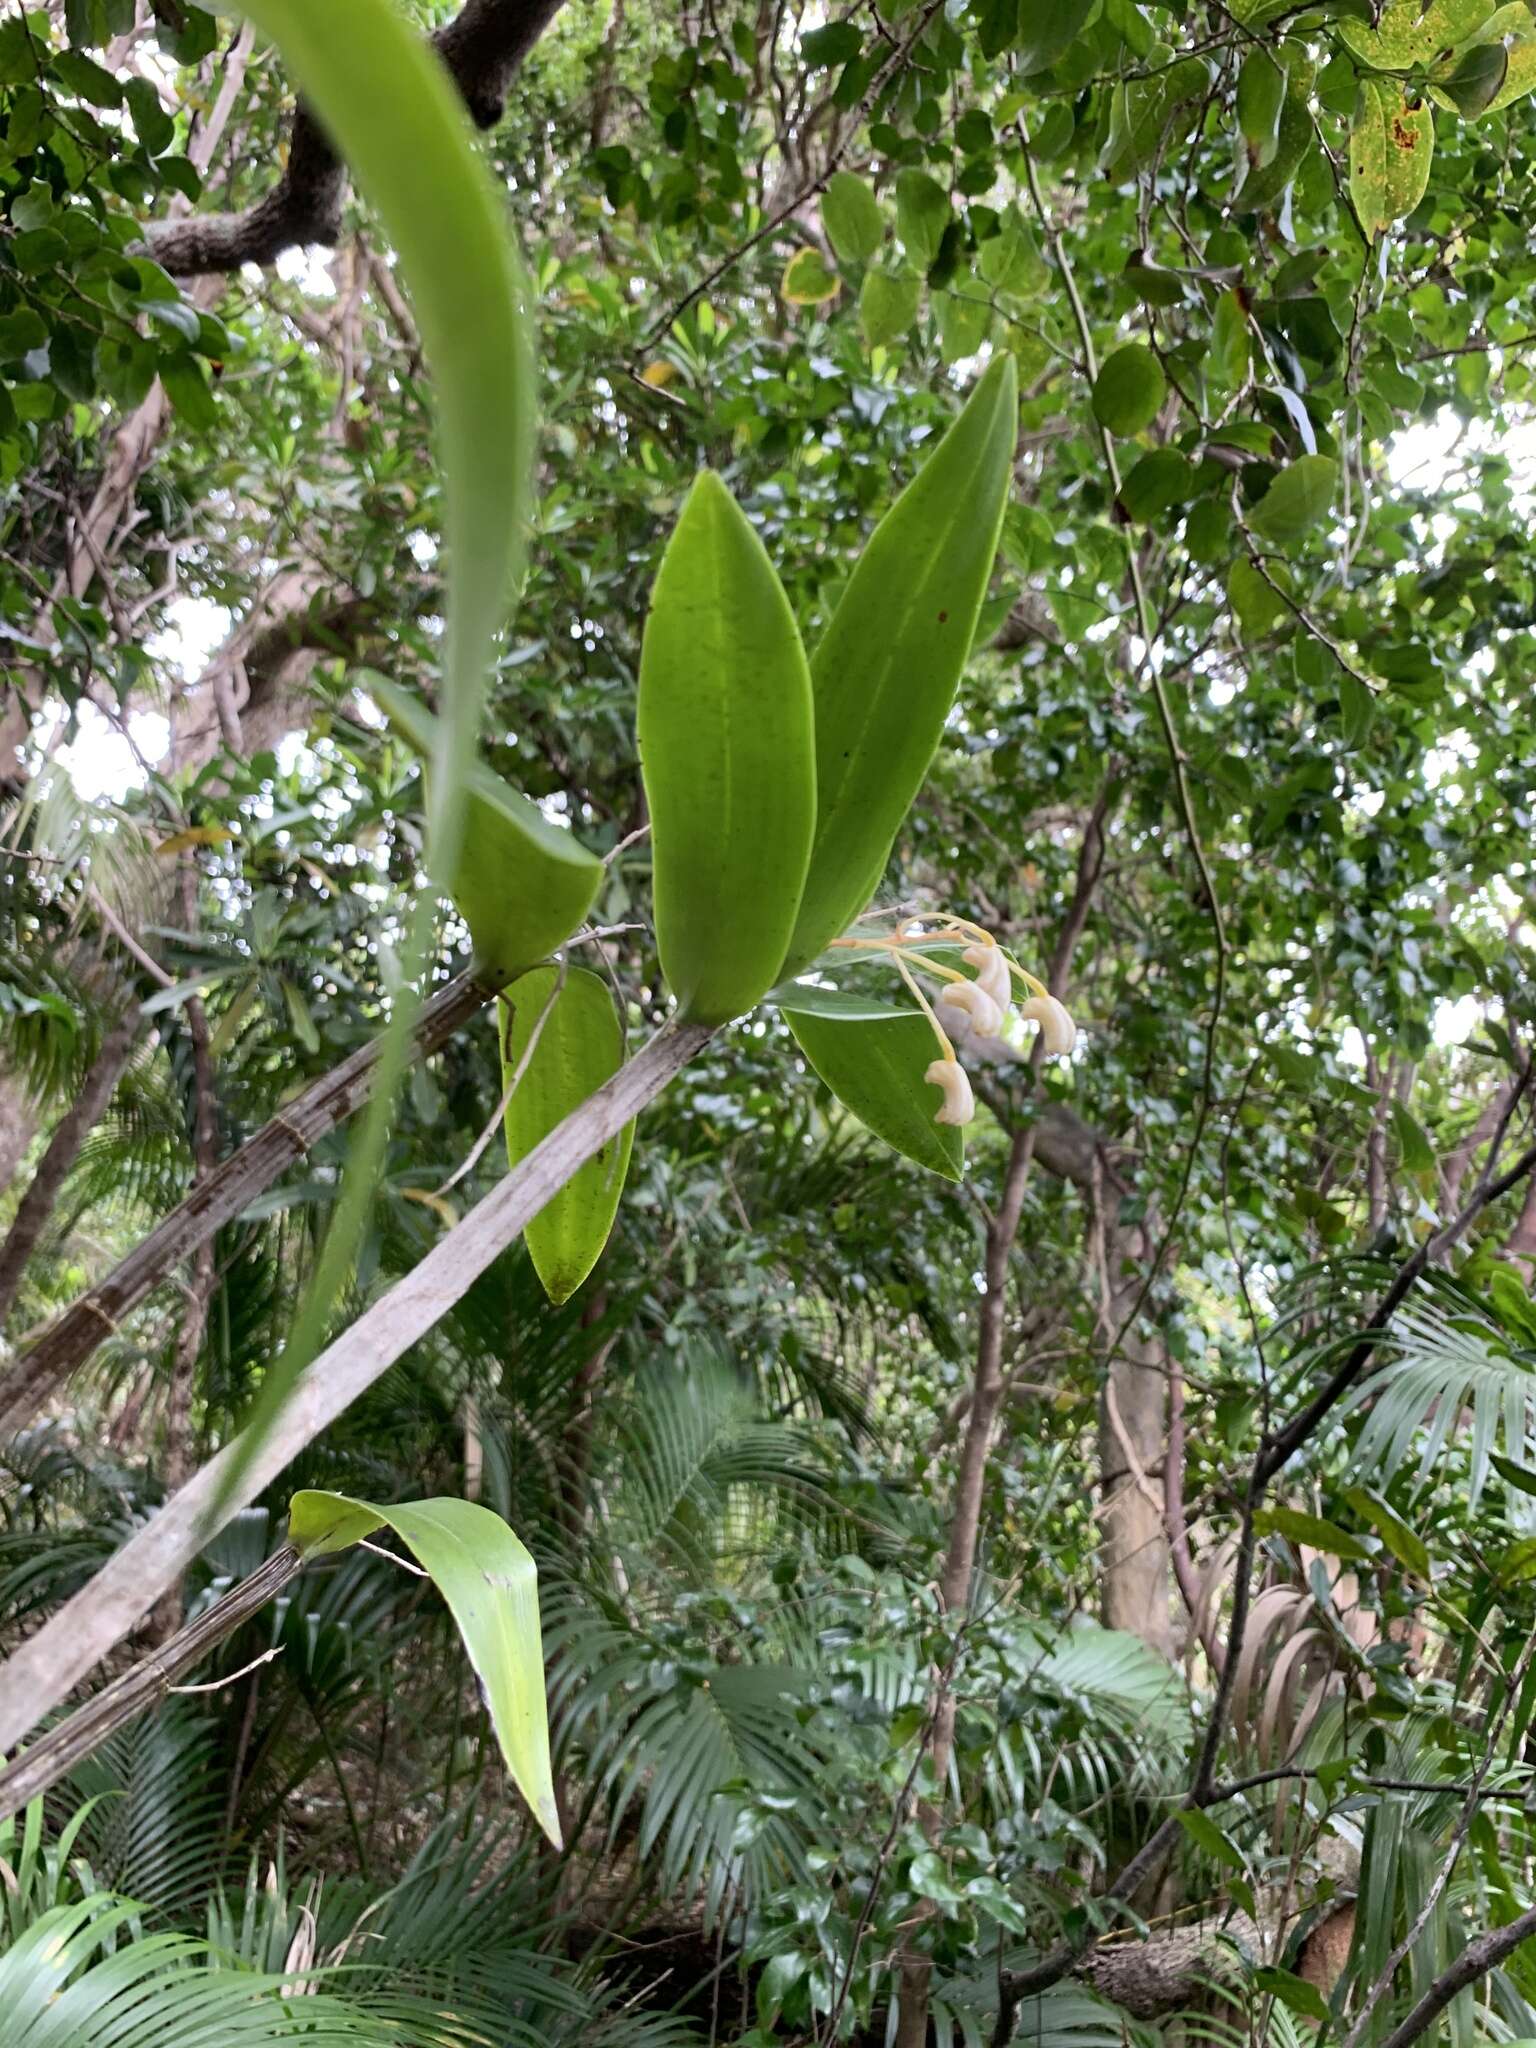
[1339,1296,1536,1507]
[0,1892,413,2046]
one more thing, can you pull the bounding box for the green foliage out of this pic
[9,0,1536,2038]
[779,986,964,1180]
[500,963,634,1303]
[289,1491,560,1846]
[637,469,815,1023]
[371,679,602,979]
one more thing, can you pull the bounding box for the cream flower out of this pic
[962,938,1012,1015]
[1019,992,1076,1056]
[925,1056,975,1126]
[938,976,1005,1039]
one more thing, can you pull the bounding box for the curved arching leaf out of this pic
[289,1490,559,1846]
[216,0,536,1507]
[781,353,1017,978]
[638,469,816,1024]
[370,678,602,979]
[500,964,634,1305]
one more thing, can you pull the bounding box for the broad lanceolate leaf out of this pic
[638,470,816,1024]
[1091,343,1166,436]
[1101,58,1209,181]
[781,992,963,1180]
[1431,38,1509,117]
[781,354,1017,978]
[1349,80,1434,236]
[1247,455,1338,544]
[1479,10,1536,113]
[289,1491,560,1845]
[894,168,949,270]
[1254,1504,1373,1563]
[500,965,634,1305]
[821,171,884,265]
[1236,48,1287,160]
[370,679,602,978]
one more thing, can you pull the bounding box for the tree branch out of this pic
[0,1017,711,1754]
[147,0,569,277]
[0,964,508,1440]
[0,1545,302,1823]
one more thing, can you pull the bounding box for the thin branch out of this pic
[639,0,945,348]
[0,1016,712,1755]
[0,964,511,1439]
[148,0,571,275]
[0,1546,302,1819]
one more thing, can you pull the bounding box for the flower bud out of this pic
[962,940,1012,1014]
[939,977,1005,1040]
[925,1056,976,1126]
[1019,992,1076,1056]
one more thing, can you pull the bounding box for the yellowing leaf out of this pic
[781,246,840,303]
[155,825,233,855]
[400,1186,459,1228]
[1338,0,1495,70]
[1349,79,1434,236]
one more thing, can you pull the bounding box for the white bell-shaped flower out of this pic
[925,1056,975,1126]
[938,976,1004,1040]
[962,939,1012,1015]
[1019,992,1076,1056]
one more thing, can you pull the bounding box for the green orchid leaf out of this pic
[289,1491,560,1846]
[781,993,964,1180]
[369,677,602,980]
[781,353,1017,978]
[638,470,816,1024]
[500,964,634,1305]
[1349,79,1434,235]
